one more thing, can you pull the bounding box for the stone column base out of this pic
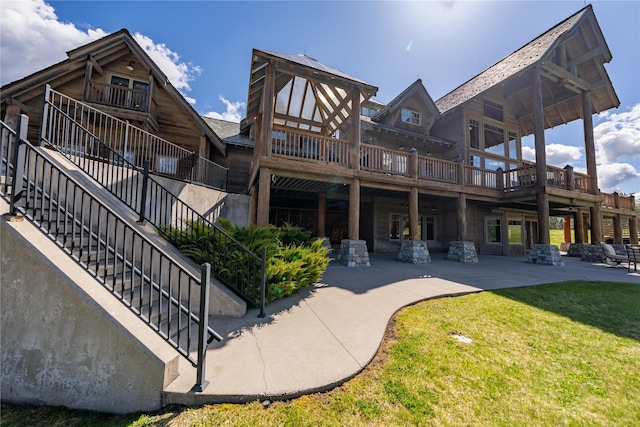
[447,241,478,263]
[527,244,565,266]
[337,239,371,267]
[398,240,431,264]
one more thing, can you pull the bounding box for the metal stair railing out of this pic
[42,85,228,190]
[1,117,221,390]
[40,85,267,314]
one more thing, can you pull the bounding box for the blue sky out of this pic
[1,0,639,197]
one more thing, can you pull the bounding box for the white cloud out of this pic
[596,162,640,194]
[520,143,581,167]
[0,0,200,103]
[545,144,583,167]
[132,33,201,97]
[204,96,245,123]
[594,104,640,164]
[0,0,107,84]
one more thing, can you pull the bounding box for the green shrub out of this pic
[161,220,330,304]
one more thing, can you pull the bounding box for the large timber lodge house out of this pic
[2,4,638,266]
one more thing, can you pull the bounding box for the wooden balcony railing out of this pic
[602,192,636,210]
[85,80,149,112]
[418,156,458,183]
[266,129,604,197]
[361,145,409,176]
[271,128,350,166]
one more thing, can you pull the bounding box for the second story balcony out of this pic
[84,80,152,114]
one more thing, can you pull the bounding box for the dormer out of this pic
[372,80,440,135]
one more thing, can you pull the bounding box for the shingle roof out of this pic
[202,117,253,148]
[435,5,591,114]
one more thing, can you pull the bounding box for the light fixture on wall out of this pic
[430,204,437,211]
[569,205,574,212]
[126,61,135,71]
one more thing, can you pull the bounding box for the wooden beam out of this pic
[540,61,591,91]
[88,55,104,75]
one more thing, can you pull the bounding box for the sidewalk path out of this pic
[164,251,639,405]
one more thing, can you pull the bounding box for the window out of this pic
[508,219,523,244]
[383,153,407,174]
[483,99,504,122]
[484,124,505,156]
[390,214,435,241]
[401,109,420,125]
[157,156,177,174]
[425,216,435,241]
[390,214,401,240]
[469,119,480,149]
[486,218,501,243]
[508,131,518,159]
[361,106,378,117]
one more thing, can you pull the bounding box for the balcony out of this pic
[268,128,602,197]
[85,80,150,113]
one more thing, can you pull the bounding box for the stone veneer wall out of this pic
[527,244,565,266]
[447,241,479,263]
[398,240,431,264]
[567,243,627,262]
[336,239,371,267]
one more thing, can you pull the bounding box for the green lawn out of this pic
[2,281,639,426]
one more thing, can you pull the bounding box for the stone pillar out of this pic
[256,168,271,227]
[317,191,326,238]
[398,240,431,264]
[527,244,565,266]
[447,241,478,263]
[337,240,370,267]
[348,178,360,240]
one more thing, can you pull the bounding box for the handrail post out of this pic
[138,160,150,224]
[190,152,197,183]
[194,262,211,392]
[9,114,29,216]
[259,246,267,318]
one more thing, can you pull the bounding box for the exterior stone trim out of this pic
[527,244,565,266]
[397,240,431,264]
[447,241,479,263]
[337,239,371,267]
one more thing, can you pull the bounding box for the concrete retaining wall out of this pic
[1,205,181,414]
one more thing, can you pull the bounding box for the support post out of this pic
[9,114,29,217]
[582,91,599,194]
[409,187,419,240]
[348,178,360,240]
[194,262,211,392]
[590,204,603,244]
[138,160,150,224]
[574,210,584,243]
[457,193,467,241]
[629,216,639,245]
[537,193,551,245]
[259,246,267,318]
[249,184,258,225]
[350,89,361,170]
[317,191,326,238]
[563,215,572,243]
[257,168,271,227]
